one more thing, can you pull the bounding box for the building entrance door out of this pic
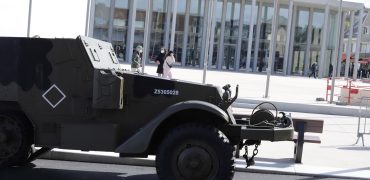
[223,44,236,70]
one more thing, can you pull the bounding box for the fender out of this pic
[115,100,229,155]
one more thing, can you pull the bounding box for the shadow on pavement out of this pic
[337,146,370,151]
[0,165,158,180]
[254,157,295,168]
[235,157,295,169]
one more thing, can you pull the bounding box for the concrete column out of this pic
[181,0,191,66]
[88,0,96,37]
[337,11,345,77]
[329,0,343,103]
[201,0,210,69]
[353,8,364,80]
[216,0,227,70]
[108,0,115,42]
[253,1,263,72]
[235,0,245,71]
[345,11,354,78]
[318,4,330,78]
[270,2,280,73]
[142,0,152,73]
[287,5,297,75]
[126,0,137,63]
[170,0,178,51]
[246,0,256,72]
[208,0,217,69]
[164,0,172,49]
[283,0,293,75]
[304,8,313,76]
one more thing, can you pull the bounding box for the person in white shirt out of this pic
[163,51,175,79]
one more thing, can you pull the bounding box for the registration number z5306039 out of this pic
[153,89,179,96]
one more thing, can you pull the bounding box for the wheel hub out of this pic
[0,117,22,159]
[177,146,213,179]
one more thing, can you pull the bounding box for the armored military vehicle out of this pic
[0,36,293,179]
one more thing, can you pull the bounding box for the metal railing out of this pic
[355,96,370,146]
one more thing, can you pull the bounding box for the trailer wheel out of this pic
[156,124,234,180]
[0,114,32,167]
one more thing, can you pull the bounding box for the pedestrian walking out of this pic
[328,63,333,78]
[163,51,175,79]
[309,62,317,78]
[155,47,166,77]
[258,60,264,72]
[131,45,143,72]
[350,62,354,77]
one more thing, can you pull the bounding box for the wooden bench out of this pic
[233,114,324,163]
[292,118,324,163]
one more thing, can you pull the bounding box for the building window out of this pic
[93,0,111,42]
[291,7,309,75]
[211,0,224,69]
[240,0,258,70]
[186,0,205,67]
[222,0,241,70]
[112,0,129,61]
[150,0,169,62]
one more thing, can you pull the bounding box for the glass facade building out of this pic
[89,0,367,78]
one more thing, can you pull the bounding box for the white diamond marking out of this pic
[42,84,66,109]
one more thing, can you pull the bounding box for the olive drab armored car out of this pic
[0,36,293,179]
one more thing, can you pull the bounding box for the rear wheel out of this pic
[0,113,32,167]
[156,124,234,180]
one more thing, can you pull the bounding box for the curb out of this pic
[39,150,366,179]
[234,98,368,117]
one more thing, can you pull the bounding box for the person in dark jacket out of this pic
[309,62,317,78]
[328,63,333,78]
[155,47,166,77]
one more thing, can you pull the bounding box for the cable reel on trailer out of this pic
[249,102,292,128]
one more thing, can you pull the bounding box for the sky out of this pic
[0,0,88,38]
[0,0,368,38]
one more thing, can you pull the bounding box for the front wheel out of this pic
[156,124,235,180]
[0,113,32,167]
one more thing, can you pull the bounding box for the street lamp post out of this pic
[264,0,279,98]
[202,0,215,84]
[85,0,91,37]
[27,0,32,37]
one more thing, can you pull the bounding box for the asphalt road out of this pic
[0,159,347,180]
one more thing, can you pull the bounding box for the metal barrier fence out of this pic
[326,78,355,104]
[355,96,370,146]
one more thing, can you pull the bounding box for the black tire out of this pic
[0,113,33,167]
[156,124,235,180]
